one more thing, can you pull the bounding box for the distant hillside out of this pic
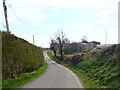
[2,32,44,80]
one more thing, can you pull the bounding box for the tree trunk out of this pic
[53,51,56,56]
[58,37,64,60]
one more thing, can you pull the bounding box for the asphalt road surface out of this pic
[22,51,84,88]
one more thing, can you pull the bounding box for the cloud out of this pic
[1,1,46,29]
[96,4,118,19]
[8,0,118,9]
[6,0,118,26]
[95,4,118,30]
[1,0,118,47]
[65,3,118,44]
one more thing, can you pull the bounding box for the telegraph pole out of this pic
[105,30,107,46]
[3,0,10,32]
[33,35,35,45]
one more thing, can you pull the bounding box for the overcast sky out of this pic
[0,0,119,48]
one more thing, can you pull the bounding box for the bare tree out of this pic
[50,31,66,60]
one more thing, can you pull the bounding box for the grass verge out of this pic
[68,68,99,88]
[2,61,48,89]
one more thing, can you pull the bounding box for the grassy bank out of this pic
[2,62,48,89]
[47,47,119,89]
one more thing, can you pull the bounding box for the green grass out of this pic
[64,66,101,88]
[67,67,99,88]
[0,83,2,90]
[2,62,48,89]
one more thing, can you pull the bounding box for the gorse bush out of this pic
[2,32,44,80]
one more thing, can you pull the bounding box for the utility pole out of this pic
[3,0,10,32]
[105,30,107,46]
[33,35,35,45]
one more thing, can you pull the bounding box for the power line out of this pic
[0,11,5,30]
[2,22,6,29]
[7,2,22,23]
[6,1,28,31]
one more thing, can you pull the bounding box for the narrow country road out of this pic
[22,51,84,88]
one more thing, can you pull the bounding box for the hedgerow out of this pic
[2,31,44,80]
